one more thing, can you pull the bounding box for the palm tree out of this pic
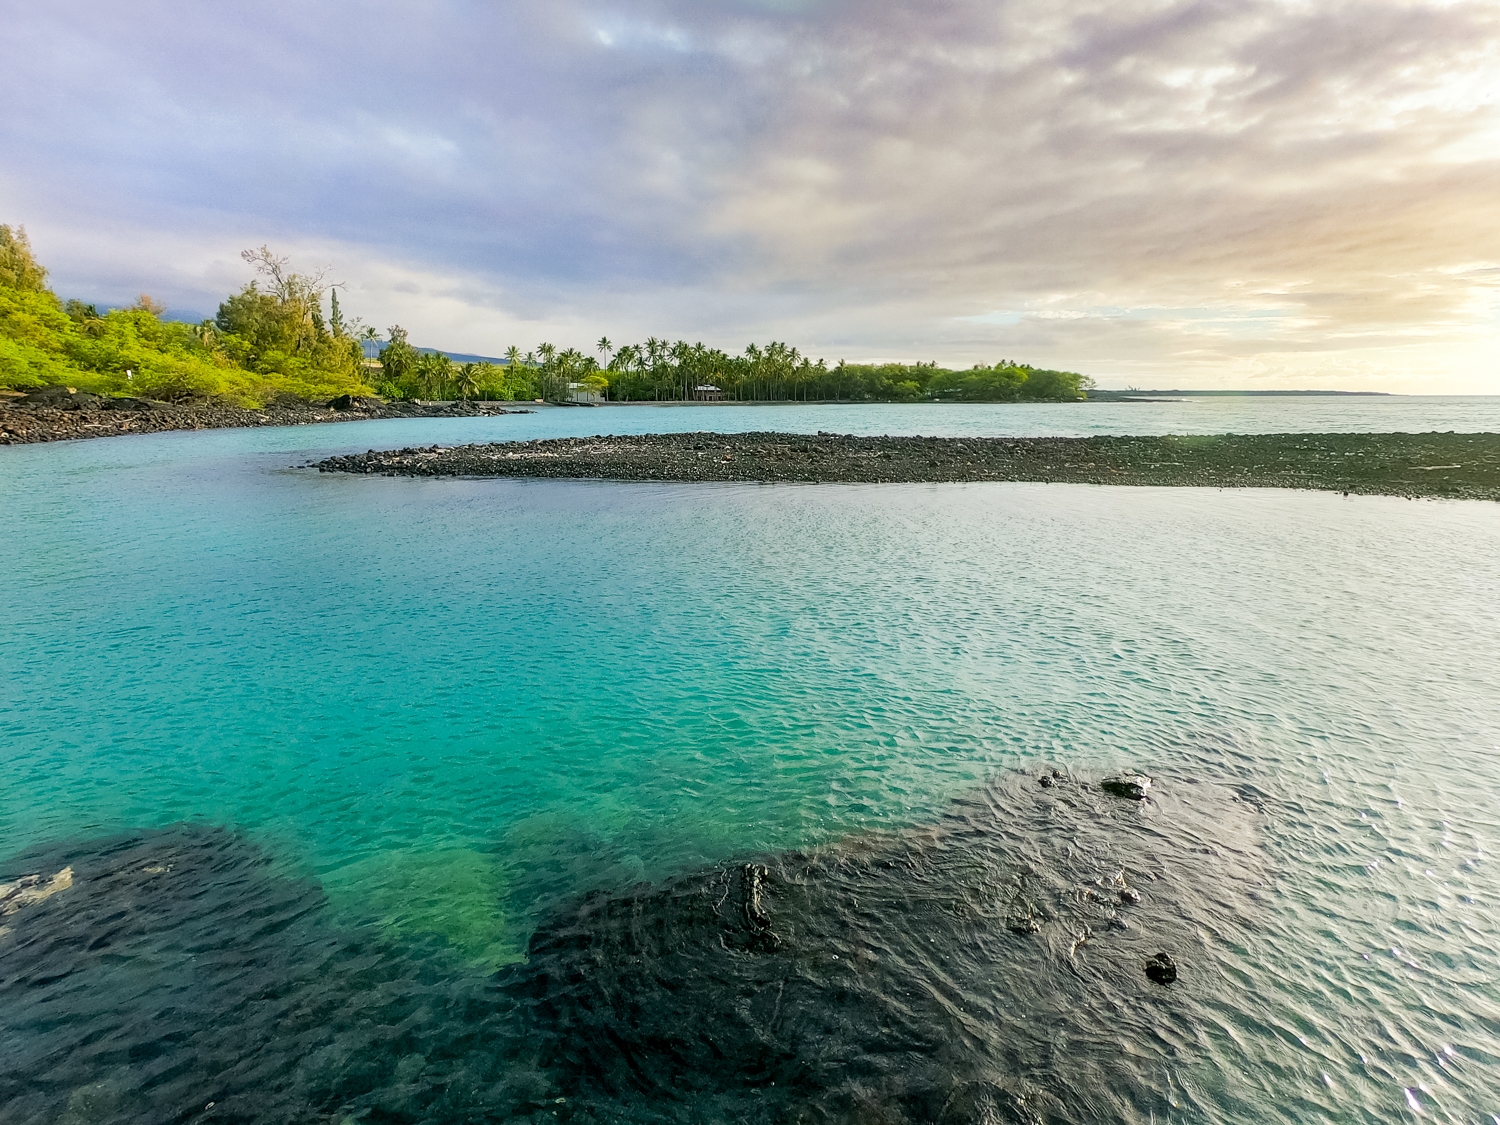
[456,362,481,400]
[417,352,453,400]
[671,340,692,400]
[597,337,612,363]
[499,347,527,399]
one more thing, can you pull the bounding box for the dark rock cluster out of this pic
[1145,952,1180,985]
[311,430,1500,500]
[0,390,529,445]
[1101,774,1154,801]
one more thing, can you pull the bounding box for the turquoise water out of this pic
[244,393,1500,450]
[3,409,1500,1122]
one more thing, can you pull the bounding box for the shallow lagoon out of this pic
[2,408,1499,1122]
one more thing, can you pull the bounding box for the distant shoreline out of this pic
[0,393,530,446]
[1084,389,1392,400]
[4,389,1484,448]
[312,431,1500,501]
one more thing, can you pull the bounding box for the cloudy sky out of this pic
[4,0,1498,389]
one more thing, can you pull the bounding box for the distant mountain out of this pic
[358,340,511,364]
[419,347,512,365]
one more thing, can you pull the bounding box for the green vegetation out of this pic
[3,224,1094,405]
[593,344,1092,403]
[373,339,1092,404]
[0,227,369,405]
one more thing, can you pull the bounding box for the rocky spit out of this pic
[313,430,1500,500]
[0,388,530,445]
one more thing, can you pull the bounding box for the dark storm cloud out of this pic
[2,0,1497,386]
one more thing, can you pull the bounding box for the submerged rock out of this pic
[0,865,73,935]
[0,828,473,1125]
[1145,952,1179,985]
[0,865,73,914]
[938,1080,1045,1125]
[2,772,1266,1125]
[506,770,1267,1123]
[1100,773,1153,800]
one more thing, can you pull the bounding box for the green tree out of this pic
[377,325,419,398]
[456,361,481,400]
[211,247,366,399]
[416,350,453,399]
[0,225,48,292]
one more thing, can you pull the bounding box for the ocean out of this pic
[2,398,1498,1123]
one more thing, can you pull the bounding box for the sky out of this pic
[3,0,1498,390]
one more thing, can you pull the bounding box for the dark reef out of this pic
[1,771,1268,1124]
[311,430,1500,500]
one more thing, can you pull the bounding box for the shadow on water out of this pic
[0,770,1268,1125]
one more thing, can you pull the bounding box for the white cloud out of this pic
[1,0,1497,389]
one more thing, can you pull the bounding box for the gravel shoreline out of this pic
[312,431,1500,500]
[0,392,531,445]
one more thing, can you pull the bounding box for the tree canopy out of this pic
[0,231,370,404]
[0,226,49,292]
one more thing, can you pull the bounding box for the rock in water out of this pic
[0,865,73,915]
[1145,952,1179,984]
[505,769,1267,1123]
[0,827,504,1125]
[938,1079,1044,1124]
[1100,773,1153,800]
[2,773,1266,1125]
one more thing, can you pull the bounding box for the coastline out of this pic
[312,431,1500,500]
[0,393,531,445]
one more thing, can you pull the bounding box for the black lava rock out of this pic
[18,384,76,402]
[938,1080,1043,1124]
[19,386,101,410]
[327,394,384,411]
[304,431,1500,503]
[2,769,1267,1124]
[1145,952,1178,984]
[1101,774,1153,800]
